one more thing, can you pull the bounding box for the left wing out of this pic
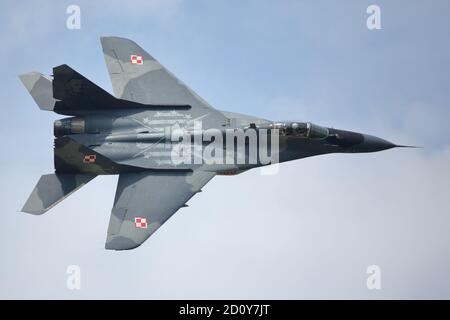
[105,170,215,250]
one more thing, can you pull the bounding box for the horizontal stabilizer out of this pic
[22,173,96,215]
[19,72,56,111]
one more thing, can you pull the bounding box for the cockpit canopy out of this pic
[258,121,329,139]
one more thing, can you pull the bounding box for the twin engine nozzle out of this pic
[54,117,85,137]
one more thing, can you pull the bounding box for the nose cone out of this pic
[357,134,396,152]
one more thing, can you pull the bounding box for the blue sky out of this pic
[0,0,449,298]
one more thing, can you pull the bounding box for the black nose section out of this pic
[357,134,396,152]
[326,129,410,152]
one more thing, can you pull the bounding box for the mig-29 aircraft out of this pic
[19,37,409,250]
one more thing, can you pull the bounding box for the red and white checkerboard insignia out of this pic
[134,217,148,229]
[130,55,143,65]
[83,154,96,164]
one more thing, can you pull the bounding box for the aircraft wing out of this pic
[100,36,219,111]
[105,170,215,250]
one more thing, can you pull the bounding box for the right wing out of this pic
[106,170,215,250]
[100,36,221,112]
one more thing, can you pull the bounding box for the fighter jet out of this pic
[19,37,408,250]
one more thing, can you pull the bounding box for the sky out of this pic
[0,0,449,299]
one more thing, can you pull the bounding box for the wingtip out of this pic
[100,36,132,43]
[100,36,143,53]
[105,235,141,251]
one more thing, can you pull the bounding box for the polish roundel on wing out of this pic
[134,217,148,229]
[130,55,143,65]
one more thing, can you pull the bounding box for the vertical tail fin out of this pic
[19,72,56,111]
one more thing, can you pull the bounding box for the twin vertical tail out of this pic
[19,61,194,214]
[19,71,96,214]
